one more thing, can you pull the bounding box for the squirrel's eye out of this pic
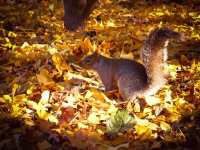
[85,59,91,64]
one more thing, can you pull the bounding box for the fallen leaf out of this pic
[37,140,51,150]
[88,112,100,124]
[160,121,171,131]
[144,95,161,106]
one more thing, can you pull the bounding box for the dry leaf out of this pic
[52,53,70,75]
[135,125,153,140]
[160,121,171,131]
[37,140,51,150]
[87,112,100,124]
[39,90,50,105]
[144,95,161,106]
[36,68,54,85]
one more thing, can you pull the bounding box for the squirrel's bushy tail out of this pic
[141,28,182,96]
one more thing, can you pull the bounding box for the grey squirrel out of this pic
[80,28,183,101]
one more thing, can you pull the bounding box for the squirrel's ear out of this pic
[93,51,98,55]
[92,51,98,57]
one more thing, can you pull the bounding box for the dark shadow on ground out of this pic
[1,111,200,149]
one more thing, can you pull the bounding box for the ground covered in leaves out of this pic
[0,0,200,149]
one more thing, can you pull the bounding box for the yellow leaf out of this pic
[11,104,23,117]
[8,31,17,37]
[135,116,158,130]
[26,100,39,110]
[78,122,88,129]
[37,109,49,120]
[120,51,134,60]
[176,97,186,105]
[155,12,165,16]
[13,94,27,103]
[143,108,153,116]
[167,113,180,122]
[26,85,36,95]
[87,113,100,124]
[167,64,178,79]
[106,19,116,27]
[65,72,100,86]
[3,95,12,102]
[36,68,54,85]
[147,122,159,131]
[133,101,140,112]
[135,125,153,140]
[48,114,58,124]
[62,94,77,108]
[52,53,69,75]
[48,46,58,55]
[12,84,20,97]
[21,42,30,48]
[0,97,5,103]
[144,95,161,106]
[107,105,118,114]
[164,90,172,103]
[84,90,93,99]
[81,38,94,52]
[39,90,50,105]
[90,88,105,101]
[160,121,171,131]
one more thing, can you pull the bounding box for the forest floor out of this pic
[0,0,200,149]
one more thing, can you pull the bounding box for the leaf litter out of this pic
[0,0,200,149]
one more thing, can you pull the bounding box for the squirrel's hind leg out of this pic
[117,75,147,101]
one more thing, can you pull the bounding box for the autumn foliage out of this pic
[0,0,200,149]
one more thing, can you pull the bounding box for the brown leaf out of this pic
[52,53,70,75]
[37,140,51,150]
[60,107,75,123]
[36,68,54,85]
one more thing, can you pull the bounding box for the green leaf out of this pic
[3,95,12,103]
[106,109,136,134]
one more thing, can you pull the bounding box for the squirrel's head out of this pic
[80,52,100,69]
